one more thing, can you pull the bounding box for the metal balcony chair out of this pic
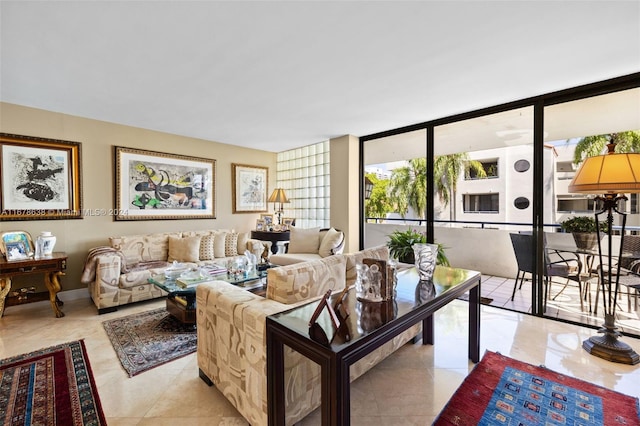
[593,234,640,314]
[509,233,584,311]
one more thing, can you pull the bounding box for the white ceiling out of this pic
[1,1,639,153]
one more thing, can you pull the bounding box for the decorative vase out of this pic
[36,231,56,257]
[413,243,438,281]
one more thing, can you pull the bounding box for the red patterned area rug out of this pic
[435,350,640,425]
[102,308,196,377]
[0,340,106,425]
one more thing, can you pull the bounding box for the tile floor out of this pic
[1,293,639,425]
[481,274,640,336]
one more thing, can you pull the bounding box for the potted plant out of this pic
[559,216,608,250]
[386,229,450,266]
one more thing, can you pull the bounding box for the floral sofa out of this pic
[196,245,420,425]
[82,230,270,314]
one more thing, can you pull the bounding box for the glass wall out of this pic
[276,141,330,229]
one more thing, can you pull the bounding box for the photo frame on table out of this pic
[282,217,294,230]
[260,213,273,226]
[114,146,216,221]
[1,133,82,221]
[0,231,34,261]
[232,164,268,213]
[256,219,266,231]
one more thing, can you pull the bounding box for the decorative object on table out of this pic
[260,213,274,230]
[308,289,343,346]
[102,307,197,377]
[268,188,289,225]
[164,260,189,279]
[568,141,640,364]
[559,215,608,250]
[434,350,640,425]
[35,231,56,257]
[386,228,449,266]
[355,261,383,302]
[231,163,268,213]
[0,340,107,425]
[0,230,34,260]
[413,243,438,281]
[281,217,294,231]
[364,257,394,300]
[0,133,83,221]
[114,146,216,220]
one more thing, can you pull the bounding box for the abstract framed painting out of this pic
[114,146,216,221]
[232,163,268,213]
[0,133,82,221]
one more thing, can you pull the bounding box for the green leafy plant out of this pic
[560,216,608,233]
[386,229,449,266]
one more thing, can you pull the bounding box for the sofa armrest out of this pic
[196,281,288,426]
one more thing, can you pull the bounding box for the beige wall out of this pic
[0,102,277,292]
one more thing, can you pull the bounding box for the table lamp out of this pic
[568,142,640,364]
[268,188,289,225]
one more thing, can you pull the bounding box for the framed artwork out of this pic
[232,164,268,213]
[0,231,34,261]
[1,133,82,221]
[256,219,266,231]
[260,213,273,226]
[282,217,294,230]
[114,146,216,221]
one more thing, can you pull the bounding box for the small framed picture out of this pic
[0,231,34,261]
[256,219,265,231]
[282,218,294,230]
[260,214,273,226]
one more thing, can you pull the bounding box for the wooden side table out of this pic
[0,252,67,318]
[251,230,291,255]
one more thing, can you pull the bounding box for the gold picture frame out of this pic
[260,213,273,227]
[114,146,216,220]
[1,133,82,221]
[232,164,268,213]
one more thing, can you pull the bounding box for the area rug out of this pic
[434,350,640,425]
[102,308,196,377]
[0,340,107,425]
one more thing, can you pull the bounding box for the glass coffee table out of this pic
[149,271,268,325]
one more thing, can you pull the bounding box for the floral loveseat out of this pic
[196,245,420,425]
[82,230,270,314]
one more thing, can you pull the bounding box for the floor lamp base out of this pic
[582,334,640,365]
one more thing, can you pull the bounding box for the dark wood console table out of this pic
[251,230,291,255]
[266,265,481,425]
[0,252,67,318]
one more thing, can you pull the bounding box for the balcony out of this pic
[365,220,640,338]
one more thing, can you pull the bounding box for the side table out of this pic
[251,230,291,255]
[0,252,67,318]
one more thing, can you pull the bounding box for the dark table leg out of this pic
[267,326,286,426]
[468,278,481,363]
[422,314,434,345]
[327,357,350,425]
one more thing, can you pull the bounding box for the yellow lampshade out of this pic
[268,188,289,203]
[568,147,640,194]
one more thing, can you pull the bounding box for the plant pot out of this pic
[572,232,601,251]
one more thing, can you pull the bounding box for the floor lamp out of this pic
[568,143,640,365]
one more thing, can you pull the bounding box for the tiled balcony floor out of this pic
[481,274,640,337]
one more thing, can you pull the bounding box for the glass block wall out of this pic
[276,141,330,229]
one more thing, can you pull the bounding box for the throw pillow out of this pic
[168,235,201,263]
[288,227,321,253]
[225,232,239,257]
[236,232,249,255]
[213,232,228,258]
[199,234,216,260]
[318,228,344,257]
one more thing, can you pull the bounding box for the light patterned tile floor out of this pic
[1,293,639,425]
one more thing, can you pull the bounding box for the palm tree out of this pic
[434,153,486,219]
[573,131,640,165]
[388,158,427,219]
